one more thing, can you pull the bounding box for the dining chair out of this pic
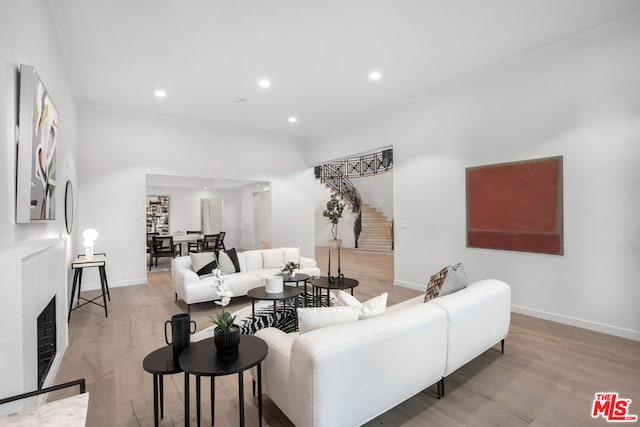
[186,230,203,253]
[150,235,181,271]
[216,231,226,251]
[202,234,219,252]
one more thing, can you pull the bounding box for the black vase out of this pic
[214,325,241,355]
[165,313,197,361]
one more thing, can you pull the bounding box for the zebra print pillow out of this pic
[239,302,298,335]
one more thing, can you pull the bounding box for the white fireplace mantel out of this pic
[0,238,68,415]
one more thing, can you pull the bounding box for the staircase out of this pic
[357,203,393,251]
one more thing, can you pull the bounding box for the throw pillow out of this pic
[217,251,236,275]
[335,291,388,320]
[282,247,301,264]
[439,263,467,296]
[262,248,284,269]
[190,252,217,276]
[425,262,467,302]
[297,306,359,335]
[215,248,241,273]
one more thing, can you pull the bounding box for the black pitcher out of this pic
[164,313,197,361]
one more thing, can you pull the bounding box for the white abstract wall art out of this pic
[16,64,58,222]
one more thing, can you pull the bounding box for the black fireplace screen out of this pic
[37,296,56,389]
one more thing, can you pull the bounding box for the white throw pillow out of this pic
[297,306,359,335]
[439,263,468,297]
[335,291,388,320]
[282,247,301,264]
[262,248,284,269]
[189,252,217,276]
[217,251,236,275]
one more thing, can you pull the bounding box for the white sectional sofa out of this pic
[171,247,320,312]
[253,279,511,427]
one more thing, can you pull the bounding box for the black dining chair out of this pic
[216,231,226,251]
[186,230,203,253]
[150,235,181,271]
[202,234,219,252]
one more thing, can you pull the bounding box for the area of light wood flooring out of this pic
[51,248,640,426]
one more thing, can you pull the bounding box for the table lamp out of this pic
[82,228,99,260]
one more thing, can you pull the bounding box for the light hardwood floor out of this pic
[51,248,640,426]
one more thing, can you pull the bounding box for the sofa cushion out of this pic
[282,247,301,264]
[425,263,467,302]
[216,247,241,273]
[243,250,264,272]
[336,291,388,319]
[297,306,359,335]
[262,248,284,269]
[190,252,217,276]
[217,251,236,274]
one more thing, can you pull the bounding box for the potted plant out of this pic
[210,269,239,354]
[281,261,301,278]
[322,193,345,249]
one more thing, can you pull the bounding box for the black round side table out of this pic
[247,285,303,322]
[311,276,360,307]
[143,345,183,427]
[279,273,311,307]
[178,335,268,427]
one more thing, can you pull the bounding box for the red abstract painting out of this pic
[466,156,563,255]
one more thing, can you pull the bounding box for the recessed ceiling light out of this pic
[154,89,167,98]
[288,116,298,123]
[203,186,208,190]
[369,71,382,81]
[258,79,271,88]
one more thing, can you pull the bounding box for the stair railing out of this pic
[315,163,363,247]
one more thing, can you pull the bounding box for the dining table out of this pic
[171,233,203,254]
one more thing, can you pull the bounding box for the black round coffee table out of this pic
[143,345,183,427]
[178,335,268,427]
[279,273,311,307]
[311,276,359,307]
[247,285,303,320]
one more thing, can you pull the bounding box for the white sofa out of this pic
[253,279,511,427]
[171,247,320,312]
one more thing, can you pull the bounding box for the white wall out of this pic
[0,1,79,253]
[146,185,242,249]
[350,171,393,220]
[301,17,640,339]
[77,106,314,287]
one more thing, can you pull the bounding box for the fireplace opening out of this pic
[37,296,56,389]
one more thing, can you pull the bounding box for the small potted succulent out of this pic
[322,193,345,249]
[281,261,301,278]
[210,269,239,354]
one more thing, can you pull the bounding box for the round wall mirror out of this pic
[64,180,73,234]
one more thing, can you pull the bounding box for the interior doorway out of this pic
[201,198,223,234]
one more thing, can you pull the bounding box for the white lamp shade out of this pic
[82,239,93,249]
[265,276,284,294]
[82,228,99,241]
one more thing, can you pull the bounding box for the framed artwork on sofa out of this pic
[466,156,563,255]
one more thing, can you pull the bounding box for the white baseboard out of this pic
[511,305,639,341]
[394,279,423,291]
[79,277,147,291]
[394,279,639,341]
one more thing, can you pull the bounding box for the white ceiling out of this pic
[146,174,267,190]
[52,0,640,140]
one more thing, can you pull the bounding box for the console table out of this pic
[179,335,268,427]
[68,254,110,321]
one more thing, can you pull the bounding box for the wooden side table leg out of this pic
[196,376,201,427]
[152,374,159,427]
[68,269,80,322]
[210,376,215,425]
[257,363,263,427]
[159,374,164,419]
[238,371,245,427]
[184,373,190,427]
